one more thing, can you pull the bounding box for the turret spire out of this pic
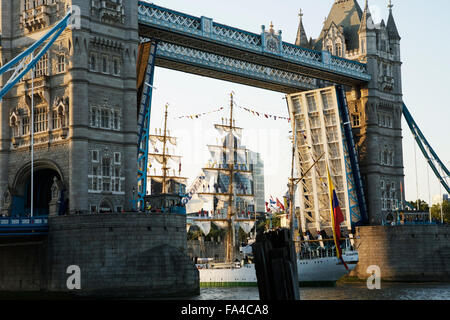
[359,0,374,32]
[387,0,401,39]
[295,9,309,47]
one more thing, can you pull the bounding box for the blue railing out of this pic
[138,1,371,82]
[0,215,49,236]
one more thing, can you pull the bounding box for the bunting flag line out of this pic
[234,102,291,122]
[173,106,225,119]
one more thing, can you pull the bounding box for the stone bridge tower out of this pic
[0,0,139,216]
[297,0,405,225]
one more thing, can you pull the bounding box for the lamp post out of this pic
[132,186,136,211]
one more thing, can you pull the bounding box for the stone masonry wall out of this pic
[0,237,48,291]
[47,213,199,298]
[351,225,450,282]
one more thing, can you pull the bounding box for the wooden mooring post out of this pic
[252,228,300,300]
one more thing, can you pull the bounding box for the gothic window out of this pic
[102,157,111,177]
[92,150,99,162]
[112,109,120,130]
[386,115,392,128]
[57,54,65,73]
[378,112,393,128]
[100,108,110,128]
[326,44,333,54]
[113,58,120,76]
[52,110,60,129]
[34,107,48,133]
[114,152,121,165]
[102,180,111,192]
[101,156,111,192]
[90,54,96,71]
[10,115,19,137]
[102,56,108,73]
[383,64,388,76]
[35,53,48,77]
[22,112,30,135]
[361,39,365,53]
[336,43,342,57]
[351,114,361,127]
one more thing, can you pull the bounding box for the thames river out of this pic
[193,283,450,300]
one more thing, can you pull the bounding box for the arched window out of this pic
[10,114,19,137]
[22,110,30,135]
[336,43,342,57]
[90,54,96,71]
[102,56,108,73]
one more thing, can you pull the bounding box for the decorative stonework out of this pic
[263,22,281,55]
[91,0,125,24]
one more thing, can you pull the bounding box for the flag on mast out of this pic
[276,198,285,211]
[327,165,349,271]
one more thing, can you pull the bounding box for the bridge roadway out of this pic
[138,1,371,93]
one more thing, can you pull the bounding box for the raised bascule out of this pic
[0,0,449,296]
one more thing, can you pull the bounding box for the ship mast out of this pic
[226,92,235,264]
[161,104,169,193]
[191,93,255,265]
[147,104,187,195]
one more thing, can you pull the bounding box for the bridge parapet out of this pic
[138,1,371,82]
[0,216,49,236]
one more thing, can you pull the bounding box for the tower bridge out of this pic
[0,0,449,295]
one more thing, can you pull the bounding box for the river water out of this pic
[192,283,450,300]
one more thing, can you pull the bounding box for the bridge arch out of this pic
[11,160,65,217]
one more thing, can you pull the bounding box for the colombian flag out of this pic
[276,198,285,211]
[327,166,349,271]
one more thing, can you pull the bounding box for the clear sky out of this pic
[147,0,450,205]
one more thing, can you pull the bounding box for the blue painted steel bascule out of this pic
[136,40,158,210]
[335,85,369,226]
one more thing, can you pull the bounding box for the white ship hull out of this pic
[198,251,358,286]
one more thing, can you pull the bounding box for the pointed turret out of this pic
[295,9,309,47]
[359,0,374,33]
[386,0,401,40]
[313,0,363,51]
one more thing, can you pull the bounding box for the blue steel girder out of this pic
[138,1,371,91]
[155,41,317,93]
[403,104,450,194]
[335,85,368,225]
[342,137,362,226]
[137,41,158,210]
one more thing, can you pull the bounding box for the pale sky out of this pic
[148,0,450,205]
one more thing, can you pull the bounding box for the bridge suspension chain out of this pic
[0,10,73,101]
[403,104,450,195]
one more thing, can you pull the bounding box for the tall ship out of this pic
[185,93,260,285]
[191,87,360,287]
[144,104,187,214]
